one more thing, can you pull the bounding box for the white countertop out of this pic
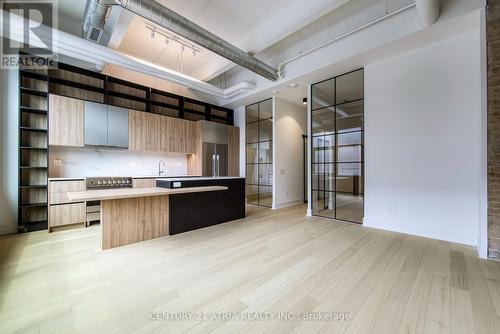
[156,176,245,182]
[67,186,228,202]
[48,177,86,181]
[49,176,244,181]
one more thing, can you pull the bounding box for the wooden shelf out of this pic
[20,87,48,97]
[20,127,48,133]
[20,202,47,208]
[20,70,48,81]
[19,166,48,169]
[19,185,48,189]
[20,106,47,115]
[20,147,48,150]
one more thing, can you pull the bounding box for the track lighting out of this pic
[145,23,200,56]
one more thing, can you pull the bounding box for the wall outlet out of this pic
[280,169,285,175]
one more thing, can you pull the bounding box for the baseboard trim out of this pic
[363,217,477,246]
[273,200,305,210]
[0,225,17,235]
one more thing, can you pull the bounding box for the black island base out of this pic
[156,177,246,235]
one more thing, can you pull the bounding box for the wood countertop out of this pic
[67,186,228,202]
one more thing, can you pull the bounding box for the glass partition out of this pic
[311,69,364,223]
[246,99,273,207]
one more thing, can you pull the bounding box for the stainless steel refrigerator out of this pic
[202,143,227,177]
[201,121,229,177]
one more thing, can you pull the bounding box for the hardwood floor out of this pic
[1,204,500,333]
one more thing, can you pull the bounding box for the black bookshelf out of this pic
[18,65,50,233]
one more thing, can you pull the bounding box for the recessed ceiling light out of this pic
[288,83,298,88]
[272,90,279,95]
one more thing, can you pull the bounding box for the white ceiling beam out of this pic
[191,0,352,82]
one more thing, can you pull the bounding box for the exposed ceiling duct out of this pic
[416,0,440,28]
[82,0,110,43]
[82,0,279,81]
[1,9,256,99]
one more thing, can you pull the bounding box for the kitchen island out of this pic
[67,177,245,250]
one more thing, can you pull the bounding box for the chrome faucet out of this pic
[158,160,167,176]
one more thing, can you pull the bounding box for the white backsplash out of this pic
[49,147,188,178]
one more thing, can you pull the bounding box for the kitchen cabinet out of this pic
[48,95,84,147]
[48,179,86,231]
[49,203,86,228]
[84,102,107,146]
[108,106,130,148]
[129,110,161,152]
[169,117,190,153]
[85,102,129,148]
[49,179,86,205]
[129,110,195,154]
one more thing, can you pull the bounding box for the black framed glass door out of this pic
[246,99,273,207]
[311,69,364,223]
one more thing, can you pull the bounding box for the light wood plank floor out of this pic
[1,204,500,333]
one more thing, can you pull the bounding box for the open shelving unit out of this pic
[18,66,50,233]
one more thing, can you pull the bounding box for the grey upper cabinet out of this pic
[85,102,108,146]
[84,102,129,148]
[107,106,129,148]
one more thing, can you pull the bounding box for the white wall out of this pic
[0,66,19,235]
[234,106,246,177]
[273,97,307,208]
[364,28,484,246]
[48,147,188,178]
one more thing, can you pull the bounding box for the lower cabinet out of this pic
[48,179,87,231]
[49,203,86,229]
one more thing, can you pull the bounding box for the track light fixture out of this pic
[145,22,201,56]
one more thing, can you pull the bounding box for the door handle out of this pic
[216,155,220,177]
[212,155,216,177]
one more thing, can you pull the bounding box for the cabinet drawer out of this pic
[132,179,156,188]
[49,180,86,204]
[49,203,86,228]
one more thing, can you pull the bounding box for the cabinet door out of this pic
[85,101,108,146]
[49,95,84,147]
[49,180,86,205]
[169,118,189,153]
[146,113,162,152]
[128,110,143,151]
[49,203,85,228]
[129,110,162,152]
[107,106,129,148]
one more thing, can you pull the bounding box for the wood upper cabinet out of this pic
[129,110,196,154]
[228,126,240,177]
[48,94,84,147]
[168,117,190,153]
[129,110,162,152]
